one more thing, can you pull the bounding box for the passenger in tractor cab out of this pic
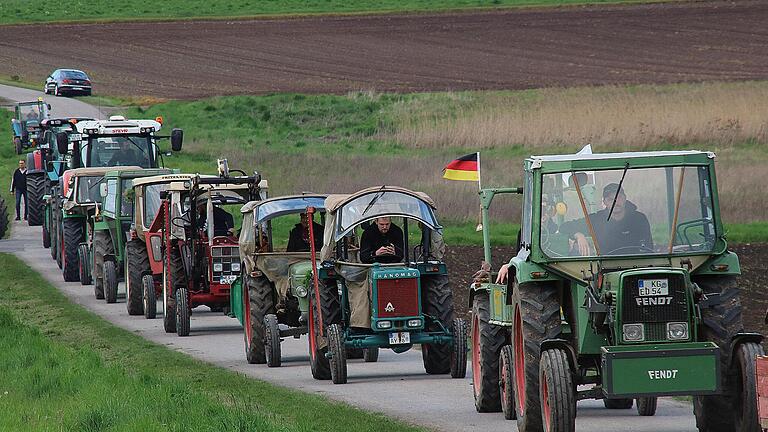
[360,217,404,264]
[286,212,323,252]
[196,202,235,237]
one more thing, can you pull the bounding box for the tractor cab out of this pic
[60,115,183,169]
[11,98,51,154]
[307,186,467,384]
[234,194,328,366]
[469,150,762,430]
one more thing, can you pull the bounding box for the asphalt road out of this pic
[0,83,107,119]
[0,87,699,431]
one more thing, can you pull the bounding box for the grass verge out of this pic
[0,253,423,431]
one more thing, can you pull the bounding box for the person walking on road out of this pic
[10,160,27,221]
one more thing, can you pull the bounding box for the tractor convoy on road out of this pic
[7,100,765,432]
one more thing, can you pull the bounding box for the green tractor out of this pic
[469,150,762,432]
[233,194,328,366]
[56,166,142,282]
[91,168,175,305]
[306,186,467,384]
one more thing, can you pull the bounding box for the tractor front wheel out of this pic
[636,397,657,416]
[308,289,331,380]
[175,287,190,337]
[500,345,517,420]
[26,174,44,226]
[77,244,91,285]
[539,348,576,432]
[471,291,506,412]
[104,260,118,303]
[92,231,112,299]
[511,279,561,432]
[264,314,282,367]
[142,275,157,319]
[328,323,348,384]
[163,247,184,333]
[42,218,50,248]
[62,218,82,282]
[245,275,274,364]
[450,318,468,378]
[126,240,149,316]
[363,348,379,363]
[733,342,763,431]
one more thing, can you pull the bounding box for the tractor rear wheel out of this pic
[450,318,468,378]
[308,279,339,380]
[500,345,517,420]
[421,274,455,375]
[175,287,190,337]
[693,275,745,431]
[55,219,63,268]
[603,399,633,409]
[0,197,7,239]
[163,246,185,333]
[104,260,118,303]
[244,275,274,364]
[77,243,91,285]
[539,348,576,432]
[264,313,282,367]
[62,218,82,282]
[636,397,657,416]
[42,217,50,248]
[363,348,379,363]
[511,279,561,432]
[125,240,149,316]
[328,323,348,384]
[733,342,763,431]
[471,291,506,412]
[26,174,44,226]
[142,275,157,319]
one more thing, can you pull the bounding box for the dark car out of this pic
[44,69,92,97]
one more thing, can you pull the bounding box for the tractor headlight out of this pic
[622,324,644,342]
[213,263,223,272]
[407,319,422,328]
[667,322,689,340]
[377,320,392,330]
[231,262,240,272]
[294,285,308,298]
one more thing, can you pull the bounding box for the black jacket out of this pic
[561,201,653,255]
[11,168,26,192]
[360,223,404,264]
[286,222,324,252]
[199,207,234,237]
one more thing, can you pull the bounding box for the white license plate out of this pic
[639,279,669,296]
[69,134,82,141]
[388,331,410,345]
[72,87,83,90]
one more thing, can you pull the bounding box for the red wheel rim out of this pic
[308,303,317,361]
[542,369,551,431]
[514,305,526,411]
[472,314,481,397]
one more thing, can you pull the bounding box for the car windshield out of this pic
[256,196,326,223]
[336,191,438,239]
[540,165,716,258]
[86,135,152,168]
[77,176,104,204]
[63,70,88,79]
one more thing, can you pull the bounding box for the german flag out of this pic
[443,152,479,181]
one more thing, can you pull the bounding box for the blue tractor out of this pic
[11,98,50,154]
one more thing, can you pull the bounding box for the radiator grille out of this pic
[211,246,239,284]
[375,278,419,318]
[621,274,688,342]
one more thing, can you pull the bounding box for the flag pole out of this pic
[476,151,483,232]
[476,151,482,191]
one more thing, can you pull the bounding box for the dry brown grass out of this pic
[388,82,768,152]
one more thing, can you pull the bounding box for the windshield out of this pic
[86,135,152,168]
[19,104,45,124]
[121,179,134,217]
[540,165,716,258]
[336,191,438,239]
[77,176,104,204]
[143,183,169,228]
[256,196,326,223]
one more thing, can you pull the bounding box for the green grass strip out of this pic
[0,254,423,432]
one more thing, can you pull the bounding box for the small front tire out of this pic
[143,275,157,319]
[176,287,190,337]
[363,347,379,363]
[264,313,282,367]
[636,397,657,416]
[450,318,468,378]
[104,260,117,303]
[328,323,347,384]
[500,345,517,420]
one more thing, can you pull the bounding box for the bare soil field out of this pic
[1,1,768,98]
[446,244,768,345]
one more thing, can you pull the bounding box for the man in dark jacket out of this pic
[360,217,404,264]
[561,183,654,256]
[10,160,27,220]
[286,212,323,252]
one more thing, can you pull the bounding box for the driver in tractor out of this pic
[286,212,323,252]
[108,139,146,167]
[561,183,653,256]
[360,217,404,264]
[26,107,39,121]
[197,202,235,237]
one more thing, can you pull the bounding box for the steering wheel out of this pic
[675,218,715,248]
[605,245,656,255]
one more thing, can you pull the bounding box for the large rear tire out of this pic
[328,323,348,384]
[143,275,157,319]
[26,174,44,226]
[264,313,282,367]
[421,274,455,374]
[104,260,118,303]
[539,348,576,432]
[62,218,82,282]
[511,279,561,432]
[693,275,744,431]
[244,275,274,364]
[125,240,149,316]
[175,287,190,337]
[471,291,506,412]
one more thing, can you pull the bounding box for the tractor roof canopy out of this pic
[75,118,162,135]
[241,194,327,224]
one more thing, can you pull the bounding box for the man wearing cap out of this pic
[561,183,653,256]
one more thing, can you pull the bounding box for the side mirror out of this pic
[171,128,183,151]
[56,132,68,154]
[47,104,52,110]
[100,183,108,198]
[71,147,81,166]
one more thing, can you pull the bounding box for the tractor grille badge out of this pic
[385,302,395,312]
